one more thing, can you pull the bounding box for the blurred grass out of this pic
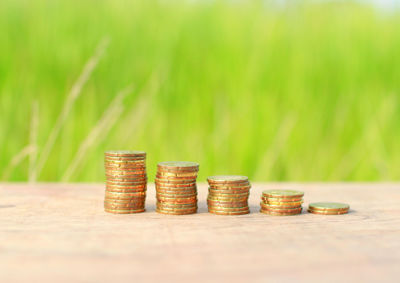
[0,0,399,182]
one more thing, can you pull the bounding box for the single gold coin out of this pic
[261,197,303,203]
[207,175,248,184]
[157,161,199,171]
[208,191,249,198]
[156,202,197,208]
[104,160,146,166]
[264,200,303,206]
[156,206,197,212]
[156,208,197,215]
[260,205,302,213]
[208,209,249,215]
[156,189,197,197]
[308,202,349,211]
[308,209,349,215]
[209,184,251,190]
[157,196,197,203]
[106,184,146,190]
[260,209,301,216]
[208,187,250,195]
[104,203,145,210]
[105,150,146,157]
[104,207,145,214]
[156,171,198,178]
[262,190,304,199]
[156,193,197,200]
[260,202,302,209]
[155,177,196,184]
[207,206,249,212]
[207,195,248,202]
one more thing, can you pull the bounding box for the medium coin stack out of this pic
[155,161,199,215]
[308,202,349,215]
[104,150,147,214]
[207,175,251,215]
[260,189,304,216]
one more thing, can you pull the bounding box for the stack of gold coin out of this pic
[260,189,304,216]
[308,202,349,215]
[207,175,251,215]
[104,150,147,214]
[155,161,199,215]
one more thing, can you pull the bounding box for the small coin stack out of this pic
[207,175,251,215]
[155,161,199,215]
[104,150,147,214]
[260,189,304,216]
[308,202,349,215]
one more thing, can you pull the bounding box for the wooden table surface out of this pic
[0,183,399,283]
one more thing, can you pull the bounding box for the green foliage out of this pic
[0,0,399,182]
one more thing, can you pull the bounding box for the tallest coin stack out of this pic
[104,151,147,214]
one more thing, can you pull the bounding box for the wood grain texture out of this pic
[0,183,399,283]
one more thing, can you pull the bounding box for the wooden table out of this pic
[1,183,399,283]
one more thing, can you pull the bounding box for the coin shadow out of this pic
[0,204,15,209]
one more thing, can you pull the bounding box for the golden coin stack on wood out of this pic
[207,175,251,215]
[155,161,199,215]
[308,202,349,215]
[260,189,304,216]
[104,150,147,214]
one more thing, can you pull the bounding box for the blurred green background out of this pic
[1,0,399,182]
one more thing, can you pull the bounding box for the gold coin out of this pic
[155,177,196,184]
[156,190,197,197]
[208,191,249,198]
[260,209,302,216]
[105,207,145,214]
[208,203,249,209]
[104,204,145,210]
[155,175,197,182]
[262,189,304,199]
[104,196,145,202]
[107,179,147,185]
[208,209,249,215]
[156,171,198,178]
[207,195,248,202]
[207,200,248,207]
[307,209,349,215]
[104,160,146,166]
[157,195,197,203]
[156,208,197,215]
[157,161,199,171]
[155,185,197,191]
[260,205,302,213]
[105,193,146,200]
[157,203,197,210]
[155,182,197,190]
[208,188,250,195]
[260,202,303,209]
[261,196,303,202]
[104,150,146,157]
[156,193,197,199]
[156,205,197,212]
[207,175,249,184]
[106,184,146,189]
[207,205,249,212]
[262,199,303,205]
[209,184,251,190]
[308,202,349,211]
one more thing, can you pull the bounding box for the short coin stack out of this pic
[207,175,251,215]
[308,202,349,215]
[155,161,199,215]
[260,190,304,216]
[104,150,147,214]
